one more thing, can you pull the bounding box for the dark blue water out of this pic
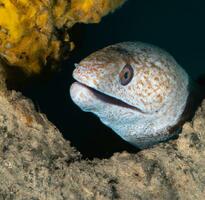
[22,0,205,158]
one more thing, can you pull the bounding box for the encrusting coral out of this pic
[0,0,125,74]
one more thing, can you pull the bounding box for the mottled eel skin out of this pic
[70,42,201,149]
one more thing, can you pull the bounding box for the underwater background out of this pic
[22,0,205,158]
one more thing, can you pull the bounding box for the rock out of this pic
[0,64,204,199]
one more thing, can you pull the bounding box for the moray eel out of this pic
[70,42,201,149]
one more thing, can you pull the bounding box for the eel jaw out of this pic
[70,81,146,113]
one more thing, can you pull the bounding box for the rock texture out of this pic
[0,64,205,199]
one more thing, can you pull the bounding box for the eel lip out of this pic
[73,81,146,113]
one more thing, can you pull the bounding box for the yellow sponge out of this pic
[0,0,125,74]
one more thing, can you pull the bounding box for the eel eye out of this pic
[119,64,134,86]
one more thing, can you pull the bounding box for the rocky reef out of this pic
[0,1,205,199]
[0,64,204,199]
[0,0,125,74]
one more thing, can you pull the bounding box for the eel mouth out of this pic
[74,81,146,113]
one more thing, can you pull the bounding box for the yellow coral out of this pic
[69,0,125,23]
[0,0,125,74]
[0,0,55,73]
